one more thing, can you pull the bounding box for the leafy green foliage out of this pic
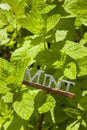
[19,12,44,35]
[64,0,87,26]
[62,41,87,60]
[55,30,68,42]
[13,90,39,120]
[46,14,61,32]
[77,57,87,76]
[66,120,80,130]
[64,62,77,79]
[0,0,87,129]
[38,94,56,114]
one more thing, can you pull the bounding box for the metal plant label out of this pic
[22,67,75,98]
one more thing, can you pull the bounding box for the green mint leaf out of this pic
[64,62,77,79]
[55,30,68,42]
[11,37,44,84]
[64,0,87,26]
[13,90,39,120]
[0,81,10,94]
[77,57,87,76]
[2,92,14,103]
[46,14,61,32]
[0,58,16,84]
[40,5,56,14]
[0,102,11,117]
[1,0,87,129]
[4,114,24,130]
[63,0,77,15]
[19,12,44,34]
[11,37,44,66]
[66,120,80,130]
[62,41,87,60]
[0,3,11,11]
[6,0,26,15]
[36,50,58,66]
[0,29,10,46]
[57,18,77,41]
[38,94,56,114]
[63,108,80,119]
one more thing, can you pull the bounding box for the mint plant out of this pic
[0,0,87,129]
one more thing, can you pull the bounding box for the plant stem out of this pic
[38,113,44,130]
[80,25,83,38]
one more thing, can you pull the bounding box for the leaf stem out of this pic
[80,25,83,39]
[38,113,44,130]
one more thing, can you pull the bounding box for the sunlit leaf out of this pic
[38,94,56,114]
[77,57,87,76]
[40,5,56,14]
[64,0,87,26]
[13,90,39,120]
[62,41,87,60]
[64,62,77,79]
[2,92,14,103]
[19,12,44,34]
[46,14,61,32]
[66,120,80,130]
[0,58,16,84]
[0,29,10,46]
[0,3,11,10]
[55,30,68,42]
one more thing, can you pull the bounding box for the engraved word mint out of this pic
[24,67,75,93]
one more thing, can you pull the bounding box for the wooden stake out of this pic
[22,80,75,98]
